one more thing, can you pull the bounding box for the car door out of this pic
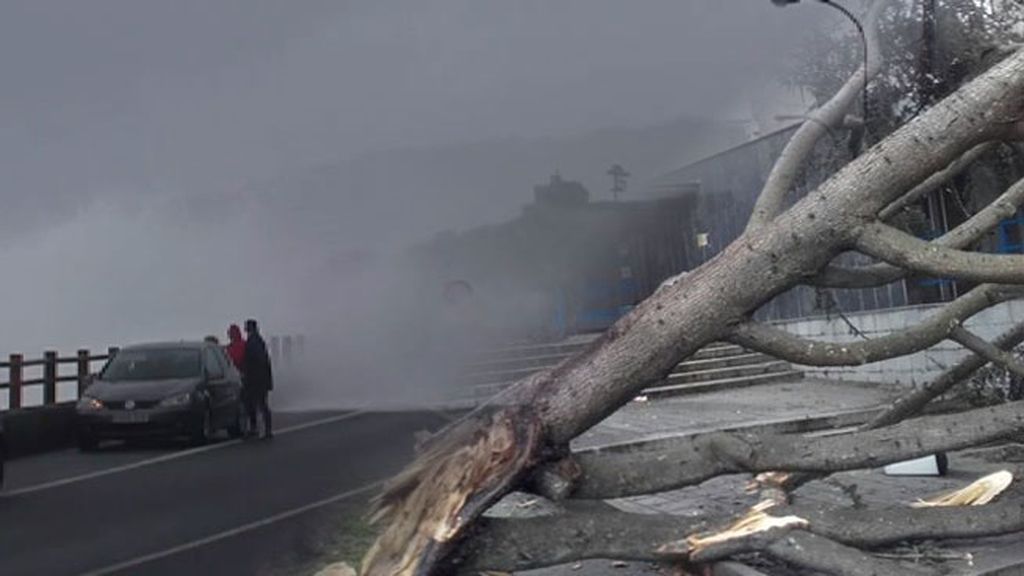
[202,347,232,426]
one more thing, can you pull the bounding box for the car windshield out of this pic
[101,349,201,382]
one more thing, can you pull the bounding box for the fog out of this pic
[0,1,841,407]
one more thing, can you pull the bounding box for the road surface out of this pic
[0,410,447,576]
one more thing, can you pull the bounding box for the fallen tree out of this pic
[454,478,1024,574]
[361,2,1024,574]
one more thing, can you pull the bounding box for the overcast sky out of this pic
[0,1,841,368]
[0,1,834,223]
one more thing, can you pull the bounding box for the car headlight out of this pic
[159,392,193,407]
[77,396,104,411]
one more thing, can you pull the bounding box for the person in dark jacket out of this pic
[242,318,274,439]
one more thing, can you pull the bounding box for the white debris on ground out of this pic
[313,561,357,576]
[670,500,809,556]
[911,470,1014,508]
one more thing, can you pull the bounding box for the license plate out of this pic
[112,411,149,424]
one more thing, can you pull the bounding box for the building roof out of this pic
[641,123,801,198]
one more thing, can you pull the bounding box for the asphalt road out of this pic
[0,410,447,576]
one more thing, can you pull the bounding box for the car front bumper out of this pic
[75,405,203,440]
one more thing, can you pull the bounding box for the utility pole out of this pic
[607,164,630,201]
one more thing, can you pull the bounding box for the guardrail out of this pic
[0,334,305,412]
[0,349,118,410]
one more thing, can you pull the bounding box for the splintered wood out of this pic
[661,500,808,557]
[745,471,792,493]
[911,470,1014,508]
[361,410,540,576]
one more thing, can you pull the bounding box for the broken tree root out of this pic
[361,407,543,576]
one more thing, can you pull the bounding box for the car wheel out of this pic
[77,433,99,452]
[191,406,214,446]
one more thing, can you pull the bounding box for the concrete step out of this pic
[467,365,803,402]
[470,337,750,364]
[467,342,749,374]
[463,365,549,387]
[643,370,804,398]
[463,355,786,388]
[670,352,773,373]
[470,337,597,364]
[464,351,572,374]
[663,361,794,386]
[690,344,748,360]
[468,340,589,362]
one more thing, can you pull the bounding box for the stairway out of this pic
[461,334,803,403]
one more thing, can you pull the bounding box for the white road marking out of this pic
[3,410,366,497]
[77,480,382,576]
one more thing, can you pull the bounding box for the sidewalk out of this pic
[509,378,1024,576]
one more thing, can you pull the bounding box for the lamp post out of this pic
[607,164,630,201]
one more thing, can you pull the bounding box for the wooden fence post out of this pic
[108,346,119,359]
[77,349,90,396]
[9,354,22,410]
[43,350,57,405]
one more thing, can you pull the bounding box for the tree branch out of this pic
[757,532,939,576]
[880,141,998,220]
[950,326,1024,379]
[727,284,1022,366]
[689,530,940,576]
[558,400,1024,499]
[745,0,885,233]
[854,220,1024,284]
[866,320,1024,428]
[693,484,1024,561]
[814,173,1024,288]
[457,487,1024,573]
[451,500,702,572]
[775,321,1024,493]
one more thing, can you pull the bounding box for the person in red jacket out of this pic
[226,324,245,370]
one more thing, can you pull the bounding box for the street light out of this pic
[770,0,869,123]
[607,164,630,201]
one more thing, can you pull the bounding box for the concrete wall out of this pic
[772,300,1024,386]
[3,402,77,458]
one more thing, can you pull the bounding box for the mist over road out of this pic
[0,410,446,576]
